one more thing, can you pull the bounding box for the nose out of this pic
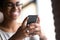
[12,6,18,11]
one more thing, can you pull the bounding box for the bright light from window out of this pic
[37,0,56,40]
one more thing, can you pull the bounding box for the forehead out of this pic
[6,0,21,3]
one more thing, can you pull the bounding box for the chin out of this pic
[10,16,18,20]
[11,18,18,20]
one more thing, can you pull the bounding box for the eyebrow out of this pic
[7,2,21,5]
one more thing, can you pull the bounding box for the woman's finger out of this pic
[36,16,40,23]
[21,17,28,29]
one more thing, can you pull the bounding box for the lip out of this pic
[11,12,20,16]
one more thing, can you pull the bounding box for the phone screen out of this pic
[27,15,38,24]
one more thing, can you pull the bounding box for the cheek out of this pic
[7,7,12,12]
[18,6,22,11]
[7,9,11,16]
[18,7,21,12]
[3,7,10,15]
[4,7,11,15]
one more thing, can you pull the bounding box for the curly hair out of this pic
[0,0,6,9]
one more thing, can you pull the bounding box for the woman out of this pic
[0,0,47,40]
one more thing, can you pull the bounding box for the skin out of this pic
[0,0,47,40]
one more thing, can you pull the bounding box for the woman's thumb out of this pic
[21,17,28,29]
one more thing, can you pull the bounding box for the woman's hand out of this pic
[14,16,41,39]
[17,16,41,38]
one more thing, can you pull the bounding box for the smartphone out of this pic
[27,15,38,25]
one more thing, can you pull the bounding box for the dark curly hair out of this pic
[0,0,7,9]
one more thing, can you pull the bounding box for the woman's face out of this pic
[3,0,22,20]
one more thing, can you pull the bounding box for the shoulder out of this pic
[0,29,5,36]
[0,30,5,40]
[0,29,9,40]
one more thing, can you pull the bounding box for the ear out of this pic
[0,8,3,13]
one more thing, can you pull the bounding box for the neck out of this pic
[0,18,21,32]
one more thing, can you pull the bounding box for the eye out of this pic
[7,3,13,7]
[7,2,13,7]
[16,2,23,6]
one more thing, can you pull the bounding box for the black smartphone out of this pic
[27,15,38,25]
